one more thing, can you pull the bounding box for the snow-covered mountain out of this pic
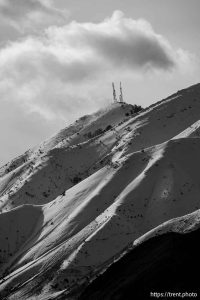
[1,83,200,299]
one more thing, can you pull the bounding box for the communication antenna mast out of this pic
[112,82,117,103]
[119,82,123,103]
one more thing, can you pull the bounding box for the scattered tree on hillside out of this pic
[131,104,143,114]
[85,125,112,139]
[71,176,82,185]
[105,125,112,131]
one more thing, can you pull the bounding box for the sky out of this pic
[0,0,200,165]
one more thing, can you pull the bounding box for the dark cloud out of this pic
[43,10,187,81]
[0,10,192,121]
[54,10,176,71]
[87,28,175,70]
[0,0,68,31]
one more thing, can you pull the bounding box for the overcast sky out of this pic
[0,0,200,164]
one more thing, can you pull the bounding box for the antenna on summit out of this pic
[112,82,124,103]
[119,82,123,103]
[112,82,117,103]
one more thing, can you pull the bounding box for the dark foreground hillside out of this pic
[80,228,200,299]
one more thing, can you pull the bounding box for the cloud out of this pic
[0,0,68,32]
[0,10,196,126]
[0,10,197,163]
[49,10,176,71]
[43,10,179,74]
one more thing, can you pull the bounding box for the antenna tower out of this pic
[112,82,117,103]
[119,82,123,103]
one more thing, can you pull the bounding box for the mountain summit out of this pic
[1,83,200,299]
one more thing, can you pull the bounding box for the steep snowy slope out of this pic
[0,83,200,299]
[0,103,135,211]
[1,84,200,213]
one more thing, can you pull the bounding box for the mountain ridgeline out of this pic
[0,83,200,299]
